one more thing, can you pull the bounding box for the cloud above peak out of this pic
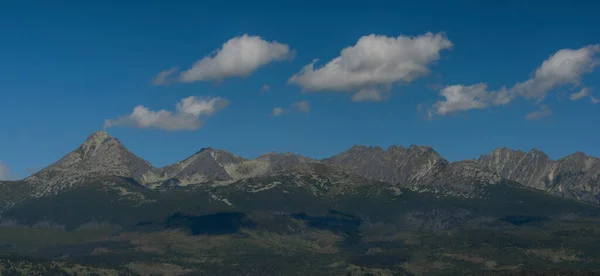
[289,32,453,101]
[178,34,294,83]
[431,44,600,116]
[105,96,229,131]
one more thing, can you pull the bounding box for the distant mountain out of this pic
[144,150,318,188]
[18,131,600,204]
[323,145,448,186]
[478,148,600,203]
[25,131,157,196]
[323,145,501,197]
[156,147,247,182]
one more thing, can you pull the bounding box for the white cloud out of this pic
[433,84,491,115]
[179,34,294,82]
[152,68,177,86]
[260,84,270,92]
[271,101,310,116]
[432,44,600,116]
[105,96,228,131]
[592,96,600,104]
[526,105,552,120]
[289,32,452,101]
[0,162,11,180]
[512,45,600,99]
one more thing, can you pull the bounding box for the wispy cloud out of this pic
[260,84,271,93]
[271,101,311,117]
[291,100,310,113]
[570,87,600,104]
[526,105,552,120]
[152,67,177,86]
[570,88,590,101]
[271,107,286,117]
[105,96,229,131]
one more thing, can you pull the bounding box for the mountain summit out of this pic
[159,147,247,182]
[478,148,600,203]
[323,145,449,186]
[26,131,157,195]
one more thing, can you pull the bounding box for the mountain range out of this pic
[2,131,600,275]
[16,131,600,204]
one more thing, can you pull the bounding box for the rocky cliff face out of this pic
[145,151,318,187]
[157,148,247,182]
[478,148,600,203]
[323,145,501,197]
[25,131,157,196]
[322,145,448,186]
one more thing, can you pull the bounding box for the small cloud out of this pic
[433,83,492,115]
[179,34,294,83]
[271,107,286,117]
[260,84,270,93]
[351,89,388,102]
[416,104,423,113]
[152,67,177,86]
[291,100,310,113]
[0,162,12,180]
[526,105,552,121]
[105,96,229,131]
[271,101,311,117]
[569,87,600,104]
[570,88,589,101]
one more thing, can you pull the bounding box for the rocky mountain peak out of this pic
[159,147,246,181]
[77,131,120,159]
[86,130,112,142]
[323,144,447,185]
[478,147,600,203]
[25,131,157,196]
[526,148,549,158]
[386,145,406,152]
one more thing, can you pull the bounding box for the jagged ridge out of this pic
[478,148,600,202]
[21,131,600,203]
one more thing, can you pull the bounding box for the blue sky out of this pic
[1,0,599,179]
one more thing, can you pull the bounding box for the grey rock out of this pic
[160,147,247,181]
[323,145,501,197]
[478,148,600,203]
[25,131,158,196]
[323,145,448,186]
